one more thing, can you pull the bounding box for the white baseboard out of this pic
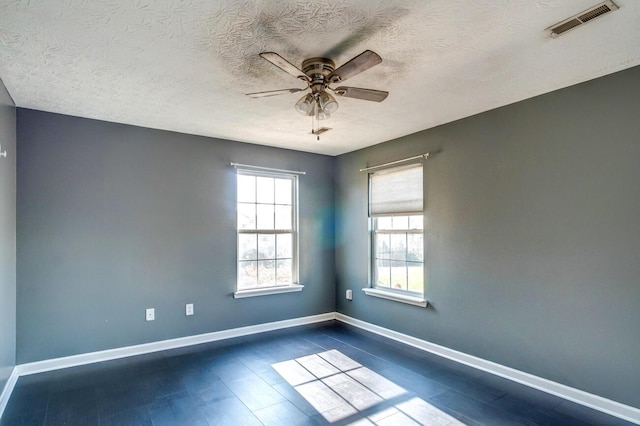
[0,367,19,420]
[18,312,336,376]
[334,313,640,425]
[4,312,639,425]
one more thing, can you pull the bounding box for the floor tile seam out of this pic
[551,399,584,417]
[222,364,276,383]
[237,354,273,369]
[379,365,450,392]
[393,399,461,426]
[222,375,286,413]
[251,398,307,416]
[490,391,565,415]
[342,343,432,373]
[487,395,586,425]
[432,389,538,425]
[550,401,617,425]
[463,388,512,408]
[318,332,395,367]
[417,382,454,402]
[41,395,52,426]
[271,383,296,401]
[301,336,333,352]
[329,397,408,425]
[410,366,509,403]
[547,397,567,411]
[152,388,188,401]
[247,396,294,417]
[195,392,238,409]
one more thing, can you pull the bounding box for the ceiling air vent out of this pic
[548,1,618,37]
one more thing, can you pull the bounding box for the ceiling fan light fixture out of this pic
[295,93,314,116]
[311,101,330,120]
[318,91,339,115]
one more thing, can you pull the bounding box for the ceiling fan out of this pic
[247,50,388,138]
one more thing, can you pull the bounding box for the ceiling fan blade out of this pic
[334,86,388,102]
[259,52,309,81]
[246,88,304,98]
[328,50,382,83]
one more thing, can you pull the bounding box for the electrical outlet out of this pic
[145,308,155,321]
[186,303,194,316]
[346,289,353,300]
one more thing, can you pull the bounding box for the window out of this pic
[367,163,426,306]
[235,169,301,297]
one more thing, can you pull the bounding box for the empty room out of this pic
[1,1,639,425]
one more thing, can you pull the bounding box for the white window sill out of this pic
[362,288,428,307]
[234,284,304,299]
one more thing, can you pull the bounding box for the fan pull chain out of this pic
[313,98,320,141]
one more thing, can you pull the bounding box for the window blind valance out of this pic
[369,163,423,216]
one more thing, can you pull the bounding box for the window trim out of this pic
[235,168,301,296]
[234,284,304,299]
[361,287,427,307]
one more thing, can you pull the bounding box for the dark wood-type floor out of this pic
[1,321,633,425]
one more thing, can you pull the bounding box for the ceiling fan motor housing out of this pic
[302,58,335,93]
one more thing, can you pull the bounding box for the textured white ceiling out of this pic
[1,0,639,155]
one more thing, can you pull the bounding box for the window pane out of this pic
[407,234,423,262]
[376,234,390,259]
[277,233,292,259]
[258,234,275,259]
[409,215,423,230]
[392,216,409,230]
[237,203,256,230]
[408,263,424,293]
[373,212,423,293]
[376,259,390,288]
[376,217,392,230]
[276,259,292,285]
[390,234,407,261]
[258,260,275,286]
[238,261,257,289]
[237,175,256,203]
[257,204,274,229]
[275,205,292,230]
[275,178,292,205]
[238,234,257,260]
[390,261,407,291]
[256,177,274,204]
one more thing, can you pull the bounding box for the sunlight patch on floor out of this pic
[272,349,465,425]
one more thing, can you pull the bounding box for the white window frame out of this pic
[364,163,427,307]
[234,169,303,298]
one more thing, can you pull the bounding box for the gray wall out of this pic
[17,110,335,363]
[0,79,16,391]
[335,65,640,408]
[11,65,640,409]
